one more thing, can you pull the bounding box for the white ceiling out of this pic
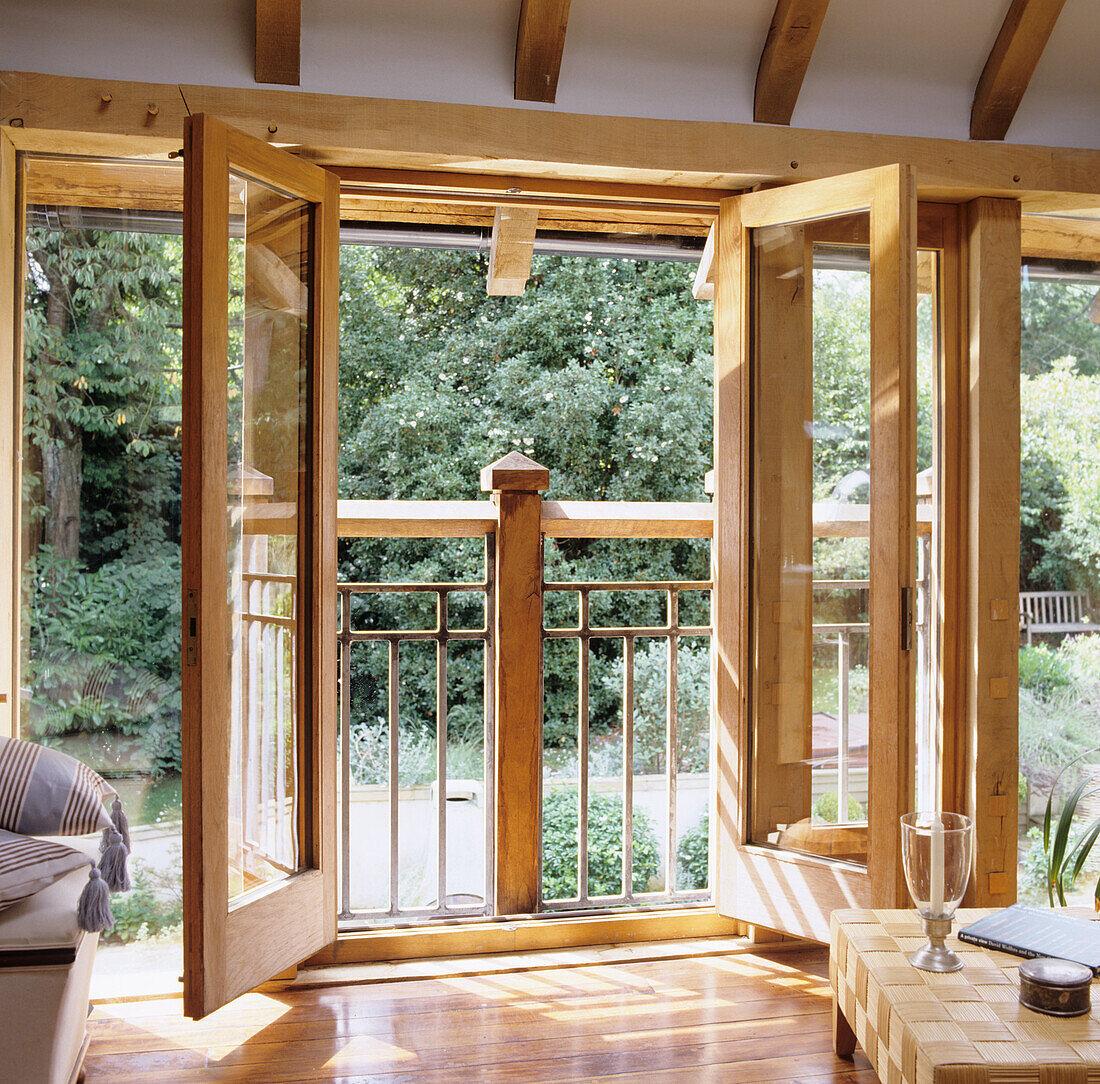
[2,0,1099,148]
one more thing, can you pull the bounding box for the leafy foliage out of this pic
[541,787,660,900]
[811,792,866,823]
[1020,358,1100,591]
[1039,750,1100,908]
[601,640,710,774]
[104,856,183,944]
[21,229,183,776]
[676,812,709,891]
[337,248,714,748]
[1021,278,1100,377]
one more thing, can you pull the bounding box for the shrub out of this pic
[1019,686,1099,792]
[676,812,709,891]
[348,720,483,786]
[601,640,711,774]
[812,792,865,823]
[22,546,182,776]
[1019,644,1072,699]
[104,857,182,944]
[542,788,660,900]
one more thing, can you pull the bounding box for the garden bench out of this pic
[1019,590,1098,644]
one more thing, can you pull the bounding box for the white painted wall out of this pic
[3,0,1099,148]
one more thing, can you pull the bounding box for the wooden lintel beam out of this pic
[515,0,571,104]
[1022,213,1100,260]
[9,72,1100,213]
[255,0,302,86]
[488,206,538,296]
[754,0,831,125]
[970,0,1066,141]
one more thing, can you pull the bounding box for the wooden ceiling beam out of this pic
[754,0,831,125]
[255,0,302,86]
[488,206,538,295]
[970,0,1066,141]
[515,0,571,104]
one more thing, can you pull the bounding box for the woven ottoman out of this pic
[830,907,1100,1084]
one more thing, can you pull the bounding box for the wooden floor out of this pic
[84,945,877,1083]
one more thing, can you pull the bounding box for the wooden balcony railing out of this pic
[333,454,934,927]
[335,454,716,925]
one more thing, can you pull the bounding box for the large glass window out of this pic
[21,203,184,994]
[1016,258,1100,906]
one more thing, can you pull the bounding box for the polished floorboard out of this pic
[84,945,877,1083]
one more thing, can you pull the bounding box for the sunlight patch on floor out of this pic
[324,1033,419,1068]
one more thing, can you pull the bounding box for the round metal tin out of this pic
[1018,957,1093,1017]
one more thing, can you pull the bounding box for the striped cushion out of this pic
[0,737,115,836]
[0,829,90,911]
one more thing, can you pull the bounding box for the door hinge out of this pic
[185,589,198,667]
[902,586,915,651]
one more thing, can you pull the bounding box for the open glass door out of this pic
[712,166,918,942]
[182,114,338,1018]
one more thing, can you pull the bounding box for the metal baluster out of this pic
[339,588,352,920]
[622,636,635,902]
[484,536,496,917]
[260,581,274,865]
[837,630,850,823]
[388,639,400,917]
[578,588,590,903]
[666,589,679,893]
[436,590,448,913]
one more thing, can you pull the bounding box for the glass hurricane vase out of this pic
[900,811,973,972]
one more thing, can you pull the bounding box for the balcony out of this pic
[307,455,935,931]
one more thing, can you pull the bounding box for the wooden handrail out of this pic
[541,500,711,538]
[337,499,497,537]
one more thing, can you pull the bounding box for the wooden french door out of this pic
[712,166,918,942]
[182,114,338,1018]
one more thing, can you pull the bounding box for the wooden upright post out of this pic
[481,452,550,915]
[963,197,1021,906]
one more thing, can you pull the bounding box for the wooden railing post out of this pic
[481,452,549,915]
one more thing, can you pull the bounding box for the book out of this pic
[957,905,1100,975]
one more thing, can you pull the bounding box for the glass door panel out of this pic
[227,176,309,900]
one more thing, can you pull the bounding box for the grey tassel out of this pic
[98,828,131,892]
[110,797,131,853]
[77,867,114,933]
[100,826,113,855]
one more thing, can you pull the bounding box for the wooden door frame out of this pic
[0,130,23,740]
[0,136,1029,964]
[182,113,338,1018]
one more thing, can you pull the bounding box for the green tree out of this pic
[1021,278,1100,377]
[1020,357,1100,592]
[22,228,183,773]
[23,229,181,565]
[336,248,715,746]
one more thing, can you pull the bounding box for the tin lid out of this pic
[1019,957,1094,989]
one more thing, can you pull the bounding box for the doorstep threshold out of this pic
[276,934,809,991]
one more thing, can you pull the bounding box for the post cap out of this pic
[480,452,550,492]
